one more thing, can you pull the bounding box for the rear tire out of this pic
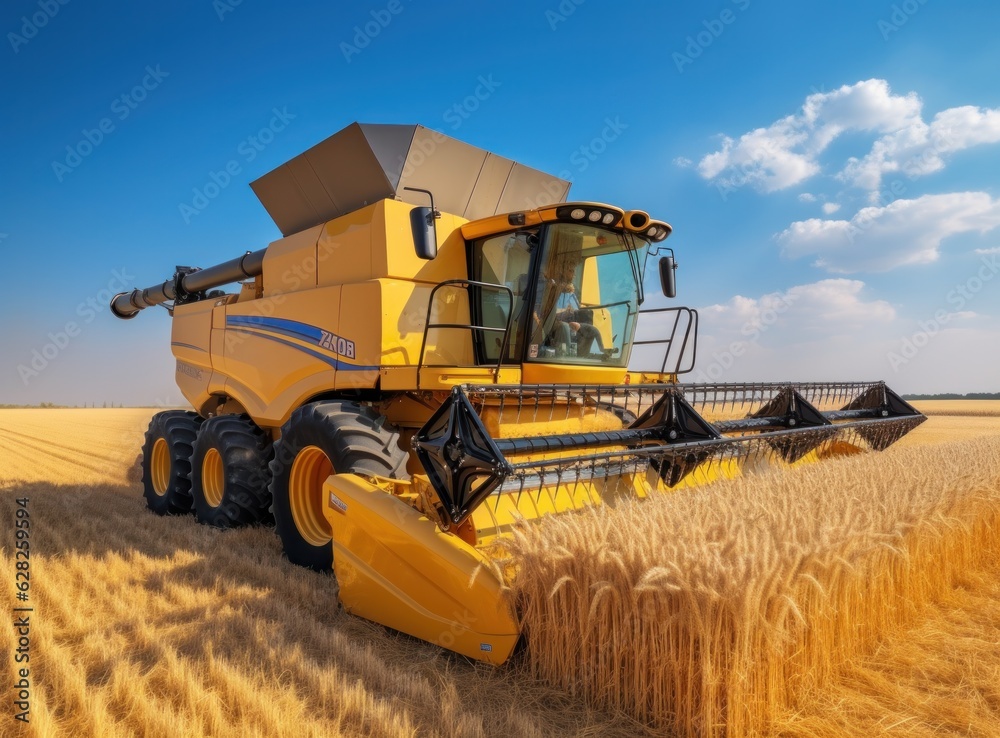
[269,401,408,570]
[191,414,274,528]
[141,410,202,515]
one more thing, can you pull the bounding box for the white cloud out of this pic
[632,280,999,392]
[798,193,817,203]
[840,105,1000,190]
[822,202,841,214]
[777,192,1000,273]
[884,325,1000,393]
[700,279,895,332]
[974,247,1000,255]
[632,279,897,384]
[696,79,1000,195]
[674,156,693,168]
[696,79,921,192]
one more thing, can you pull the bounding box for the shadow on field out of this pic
[0,481,654,737]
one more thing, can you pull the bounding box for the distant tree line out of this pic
[0,401,131,408]
[902,392,1000,400]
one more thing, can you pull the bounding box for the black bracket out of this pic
[629,390,722,486]
[841,384,925,450]
[411,387,513,527]
[173,266,203,305]
[630,390,721,441]
[752,387,836,463]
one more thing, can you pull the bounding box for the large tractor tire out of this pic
[141,410,202,515]
[191,414,274,528]
[269,401,408,571]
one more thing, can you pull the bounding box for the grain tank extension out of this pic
[111,122,924,664]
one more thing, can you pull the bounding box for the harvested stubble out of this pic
[494,438,1000,737]
[0,410,654,738]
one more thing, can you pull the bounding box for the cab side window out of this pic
[471,231,537,363]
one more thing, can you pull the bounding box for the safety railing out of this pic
[417,280,514,387]
[632,306,699,375]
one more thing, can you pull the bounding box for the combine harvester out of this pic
[111,123,924,664]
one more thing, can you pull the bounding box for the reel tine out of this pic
[414,380,924,526]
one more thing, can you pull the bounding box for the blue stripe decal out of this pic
[171,341,206,352]
[226,315,323,343]
[229,326,379,372]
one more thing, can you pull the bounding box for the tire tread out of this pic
[191,414,274,528]
[268,400,408,569]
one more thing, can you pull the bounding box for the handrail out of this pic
[633,307,699,375]
[578,298,632,313]
[417,280,514,387]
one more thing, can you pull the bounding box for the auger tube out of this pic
[110,248,266,319]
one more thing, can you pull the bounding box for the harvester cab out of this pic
[111,122,925,665]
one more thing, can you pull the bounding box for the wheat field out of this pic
[0,402,998,737]
[911,399,1000,417]
[496,403,1000,736]
[0,409,645,738]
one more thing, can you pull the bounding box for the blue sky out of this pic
[2,0,999,405]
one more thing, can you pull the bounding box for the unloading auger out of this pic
[111,122,925,665]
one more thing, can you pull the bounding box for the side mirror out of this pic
[410,206,438,260]
[404,186,441,261]
[659,255,677,298]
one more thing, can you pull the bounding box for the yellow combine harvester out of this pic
[111,123,924,664]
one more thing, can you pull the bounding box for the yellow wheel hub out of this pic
[150,437,170,496]
[202,448,225,507]
[289,446,334,547]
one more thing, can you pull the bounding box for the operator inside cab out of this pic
[471,220,646,368]
[528,231,616,360]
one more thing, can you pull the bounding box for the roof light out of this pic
[588,210,602,222]
[602,212,615,225]
[647,226,659,239]
[570,208,586,220]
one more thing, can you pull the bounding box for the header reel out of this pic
[412,382,925,527]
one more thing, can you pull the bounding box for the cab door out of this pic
[468,230,538,364]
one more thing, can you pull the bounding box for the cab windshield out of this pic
[525,224,647,366]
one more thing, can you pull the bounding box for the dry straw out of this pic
[493,437,1000,737]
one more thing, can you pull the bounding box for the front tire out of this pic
[191,414,274,528]
[141,410,202,515]
[269,401,408,570]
